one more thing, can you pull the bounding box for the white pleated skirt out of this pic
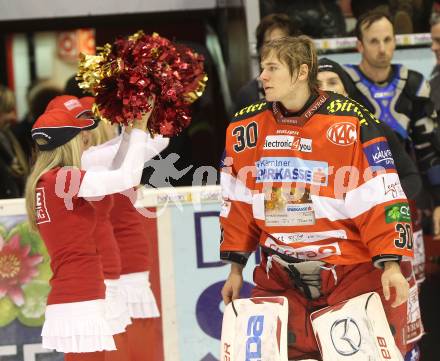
[119,271,160,318]
[42,299,116,353]
[104,278,132,334]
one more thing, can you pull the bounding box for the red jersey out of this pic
[110,191,151,274]
[220,92,414,267]
[91,195,121,279]
[36,168,105,304]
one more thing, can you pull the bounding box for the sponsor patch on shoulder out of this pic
[326,98,379,126]
[385,202,411,223]
[232,102,267,121]
[363,141,395,169]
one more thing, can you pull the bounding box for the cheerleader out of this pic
[78,96,169,360]
[79,107,168,360]
[25,96,153,361]
[110,189,162,361]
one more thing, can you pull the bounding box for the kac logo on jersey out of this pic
[364,141,395,169]
[246,315,264,361]
[326,122,357,146]
[263,135,312,152]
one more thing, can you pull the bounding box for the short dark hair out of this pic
[355,10,394,41]
[317,57,353,94]
[256,13,300,54]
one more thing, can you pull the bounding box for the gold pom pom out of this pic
[77,43,114,94]
[128,30,146,42]
[184,74,208,104]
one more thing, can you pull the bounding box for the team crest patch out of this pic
[326,122,356,146]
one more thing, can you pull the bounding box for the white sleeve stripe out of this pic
[310,195,348,221]
[345,172,407,218]
[220,172,253,204]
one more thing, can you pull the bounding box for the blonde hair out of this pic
[89,120,116,147]
[260,35,318,91]
[25,135,83,231]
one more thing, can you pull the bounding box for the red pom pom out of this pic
[93,32,206,136]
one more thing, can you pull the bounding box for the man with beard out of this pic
[342,12,440,360]
[343,10,440,253]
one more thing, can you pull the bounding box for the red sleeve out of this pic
[345,123,414,267]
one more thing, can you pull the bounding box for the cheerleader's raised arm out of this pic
[81,128,169,172]
[78,126,149,198]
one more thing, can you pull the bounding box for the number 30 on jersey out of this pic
[232,122,258,152]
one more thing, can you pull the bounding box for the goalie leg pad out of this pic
[324,262,408,355]
[311,292,404,361]
[220,296,289,361]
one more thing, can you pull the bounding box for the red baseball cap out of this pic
[79,96,95,111]
[32,108,98,151]
[45,95,93,119]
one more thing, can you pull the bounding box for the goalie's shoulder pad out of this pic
[405,67,430,99]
